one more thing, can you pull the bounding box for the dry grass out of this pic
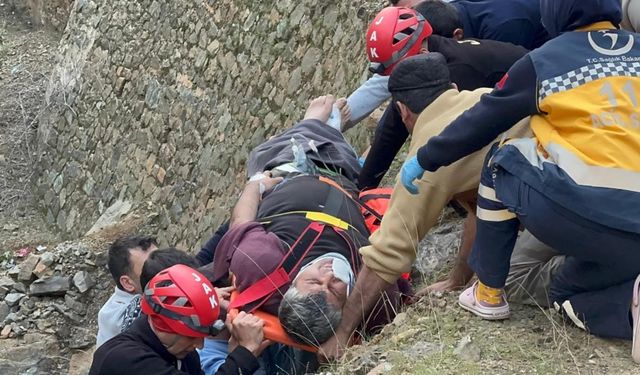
[325,291,637,375]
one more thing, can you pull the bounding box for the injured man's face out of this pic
[279,253,356,345]
[293,253,355,308]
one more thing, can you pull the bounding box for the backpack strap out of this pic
[322,183,346,218]
[317,176,384,222]
[230,176,363,312]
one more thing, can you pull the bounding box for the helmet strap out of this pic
[378,13,427,72]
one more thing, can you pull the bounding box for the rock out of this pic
[12,323,26,336]
[39,252,55,267]
[33,252,56,278]
[53,304,82,323]
[65,294,86,315]
[347,356,378,375]
[86,200,133,236]
[67,346,95,375]
[392,312,407,326]
[32,262,51,279]
[36,319,52,331]
[94,252,107,267]
[2,223,18,232]
[144,79,161,109]
[18,254,40,282]
[0,302,9,322]
[68,327,94,349]
[454,335,482,362]
[4,293,25,307]
[0,332,59,372]
[391,328,420,344]
[0,325,11,338]
[0,277,14,288]
[29,276,69,296]
[4,312,23,324]
[12,282,26,293]
[0,287,6,300]
[73,271,94,293]
[415,220,464,278]
[7,266,20,277]
[19,296,35,315]
[367,362,393,375]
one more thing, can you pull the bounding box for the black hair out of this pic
[392,86,450,114]
[107,235,157,290]
[140,247,199,291]
[389,0,401,5]
[414,0,463,37]
[389,53,452,114]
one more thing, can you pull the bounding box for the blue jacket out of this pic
[451,0,548,49]
[417,0,640,233]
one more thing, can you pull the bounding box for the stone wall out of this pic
[6,0,73,32]
[37,0,380,249]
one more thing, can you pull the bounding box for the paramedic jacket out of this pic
[416,0,640,234]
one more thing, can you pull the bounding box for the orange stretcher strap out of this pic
[228,290,318,352]
[227,268,290,311]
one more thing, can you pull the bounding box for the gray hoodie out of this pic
[344,74,390,131]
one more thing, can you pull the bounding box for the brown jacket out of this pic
[360,89,531,283]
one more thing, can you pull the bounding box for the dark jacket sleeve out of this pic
[215,346,260,375]
[416,55,539,172]
[196,221,230,266]
[357,103,409,190]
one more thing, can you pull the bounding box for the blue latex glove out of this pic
[358,156,366,168]
[401,156,425,195]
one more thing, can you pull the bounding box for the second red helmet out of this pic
[366,7,433,76]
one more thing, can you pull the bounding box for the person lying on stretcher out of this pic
[209,97,411,357]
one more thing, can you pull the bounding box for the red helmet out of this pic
[141,264,223,338]
[366,7,433,76]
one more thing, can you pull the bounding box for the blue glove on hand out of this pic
[401,156,425,195]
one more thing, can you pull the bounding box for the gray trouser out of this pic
[504,230,565,308]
